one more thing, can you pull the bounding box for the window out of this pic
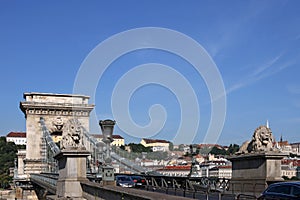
[267,185,291,195]
[292,186,300,196]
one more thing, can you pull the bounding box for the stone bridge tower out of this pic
[20,92,94,175]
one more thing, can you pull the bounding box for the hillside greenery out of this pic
[0,137,18,189]
[124,143,153,153]
[209,144,240,155]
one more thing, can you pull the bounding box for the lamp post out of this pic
[99,119,116,185]
[94,142,105,181]
[142,152,147,167]
[189,144,198,177]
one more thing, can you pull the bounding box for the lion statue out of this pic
[237,125,275,154]
[61,118,85,150]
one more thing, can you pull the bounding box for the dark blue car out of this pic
[116,175,135,188]
[258,181,300,200]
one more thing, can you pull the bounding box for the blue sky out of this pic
[0,1,300,145]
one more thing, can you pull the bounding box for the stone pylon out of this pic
[19,92,94,176]
[55,149,90,199]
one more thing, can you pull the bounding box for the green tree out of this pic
[226,144,240,155]
[290,176,300,180]
[282,176,289,180]
[127,143,152,153]
[169,142,174,151]
[210,146,226,155]
[0,137,18,189]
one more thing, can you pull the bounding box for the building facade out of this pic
[281,166,297,179]
[6,132,26,145]
[92,134,125,146]
[140,138,170,152]
[209,166,232,179]
[290,142,300,155]
[281,157,300,179]
[157,165,191,176]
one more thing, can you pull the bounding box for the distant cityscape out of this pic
[6,130,300,180]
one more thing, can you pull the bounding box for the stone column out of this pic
[54,149,90,199]
[17,150,26,176]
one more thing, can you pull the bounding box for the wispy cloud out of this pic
[226,82,248,95]
[226,53,294,95]
[207,2,268,58]
[254,60,294,82]
[251,53,283,76]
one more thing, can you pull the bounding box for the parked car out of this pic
[116,175,135,188]
[258,181,300,200]
[131,175,147,187]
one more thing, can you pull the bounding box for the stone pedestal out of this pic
[229,152,287,196]
[54,149,90,199]
[102,166,115,186]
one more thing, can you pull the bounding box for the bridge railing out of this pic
[130,174,230,192]
[30,173,58,194]
[111,173,234,199]
[31,173,58,185]
[31,172,233,199]
[80,127,150,174]
[40,117,60,173]
[40,117,60,155]
[110,146,168,174]
[39,119,150,174]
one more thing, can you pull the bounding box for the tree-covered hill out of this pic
[0,136,18,188]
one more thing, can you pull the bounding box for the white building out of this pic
[199,159,232,178]
[281,157,299,179]
[140,138,170,152]
[92,134,125,147]
[6,132,26,145]
[281,165,297,179]
[157,165,191,177]
[290,142,300,155]
[209,166,232,179]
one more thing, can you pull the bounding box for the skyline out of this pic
[0,1,300,145]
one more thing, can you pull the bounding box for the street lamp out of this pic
[94,142,105,181]
[142,152,147,167]
[99,119,116,185]
[189,144,198,177]
[96,142,105,166]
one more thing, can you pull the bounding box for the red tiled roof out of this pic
[217,165,232,169]
[278,141,289,146]
[6,132,26,138]
[112,135,124,139]
[92,134,124,139]
[281,159,300,167]
[157,165,191,171]
[210,165,232,170]
[142,138,170,144]
[198,144,222,148]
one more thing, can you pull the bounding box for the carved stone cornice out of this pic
[20,101,94,117]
